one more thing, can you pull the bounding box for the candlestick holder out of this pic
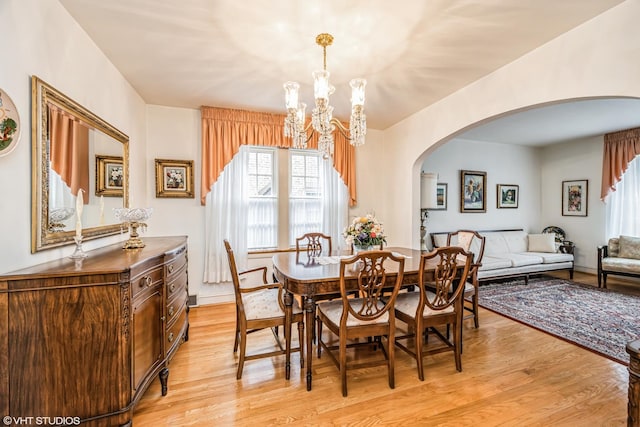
[69,235,88,259]
[114,208,153,249]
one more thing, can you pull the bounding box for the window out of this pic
[289,150,322,245]
[606,155,640,238]
[246,147,329,250]
[247,148,277,250]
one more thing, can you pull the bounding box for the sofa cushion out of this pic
[503,231,529,253]
[618,235,640,260]
[500,253,544,267]
[608,237,620,257]
[482,233,510,255]
[602,257,640,274]
[528,233,556,253]
[479,255,513,271]
[528,252,574,264]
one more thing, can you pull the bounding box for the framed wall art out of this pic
[432,183,448,210]
[497,184,519,209]
[460,170,486,213]
[0,88,21,157]
[562,179,588,216]
[155,158,194,198]
[96,155,124,197]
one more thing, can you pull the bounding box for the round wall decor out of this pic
[0,88,21,157]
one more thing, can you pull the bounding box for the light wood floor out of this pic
[134,272,635,426]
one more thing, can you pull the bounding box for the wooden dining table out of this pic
[272,246,428,391]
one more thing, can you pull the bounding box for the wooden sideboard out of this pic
[0,236,189,426]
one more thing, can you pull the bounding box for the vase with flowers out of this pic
[343,214,386,253]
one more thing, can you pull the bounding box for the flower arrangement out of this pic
[343,214,386,248]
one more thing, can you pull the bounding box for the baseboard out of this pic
[197,294,234,306]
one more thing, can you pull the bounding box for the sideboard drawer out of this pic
[165,246,187,280]
[166,270,187,301]
[166,303,187,358]
[166,290,187,323]
[131,266,164,298]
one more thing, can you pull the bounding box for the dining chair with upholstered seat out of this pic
[224,239,304,380]
[447,230,486,328]
[394,246,472,380]
[316,250,405,396]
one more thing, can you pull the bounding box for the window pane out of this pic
[247,147,277,250]
[291,176,305,197]
[289,150,323,246]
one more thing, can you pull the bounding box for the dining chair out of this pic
[295,232,332,259]
[316,250,405,396]
[224,239,304,380]
[447,230,486,328]
[394,246,472,380]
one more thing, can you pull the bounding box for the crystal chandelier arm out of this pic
[329,118,350,139]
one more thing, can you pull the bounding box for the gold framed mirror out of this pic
[31,76,129,253]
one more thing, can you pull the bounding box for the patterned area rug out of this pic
[477,276,640,365]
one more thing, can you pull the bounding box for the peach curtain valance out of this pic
[601,127,640,201]
[49,107,89,199]
[200,106,356,206]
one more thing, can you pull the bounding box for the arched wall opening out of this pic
[369,0,640,259]
[406,96,640,272]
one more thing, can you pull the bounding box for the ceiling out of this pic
[59,0,640,145]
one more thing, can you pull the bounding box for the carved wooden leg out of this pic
[627,340,640,427]
[304,297,316,391]
[159,367,169,396]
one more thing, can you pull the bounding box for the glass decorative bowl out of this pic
[49,207,75,232]
[114,207,153,223]
[113,207,153,249]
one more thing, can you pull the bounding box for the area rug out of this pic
[477,276,640,365]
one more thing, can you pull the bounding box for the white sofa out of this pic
[431,229,574,284]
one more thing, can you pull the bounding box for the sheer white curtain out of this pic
[49,165,75,210]
[289,198,322,246]
[321,160,349,251]
[605,155,640,239]
[287,159,348,248]
[203,147,249,283]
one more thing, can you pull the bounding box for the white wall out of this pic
[144,105,204,296]
[0,0,146,274]
[540,135,606,272]
[421,139,542,236]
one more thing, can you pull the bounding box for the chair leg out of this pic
[236,327,247,379]
[388,328,395,389]
[317,317,323,358]
[340,334,348,397]
[298,320,305,368]
[233,310,240,353]
[453,318,462,372]
[416,322,425,381]
[472,293,479,328]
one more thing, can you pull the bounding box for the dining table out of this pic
[272,246,428,391]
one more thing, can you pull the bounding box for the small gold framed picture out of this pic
[96,155,124,197]
[155,159,194,198]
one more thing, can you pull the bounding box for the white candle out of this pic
[75,189,84,238]
[99,195,105,225]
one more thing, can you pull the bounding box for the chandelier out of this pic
[283,33,367,159]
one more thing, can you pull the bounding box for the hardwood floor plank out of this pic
[134,273,631,426]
